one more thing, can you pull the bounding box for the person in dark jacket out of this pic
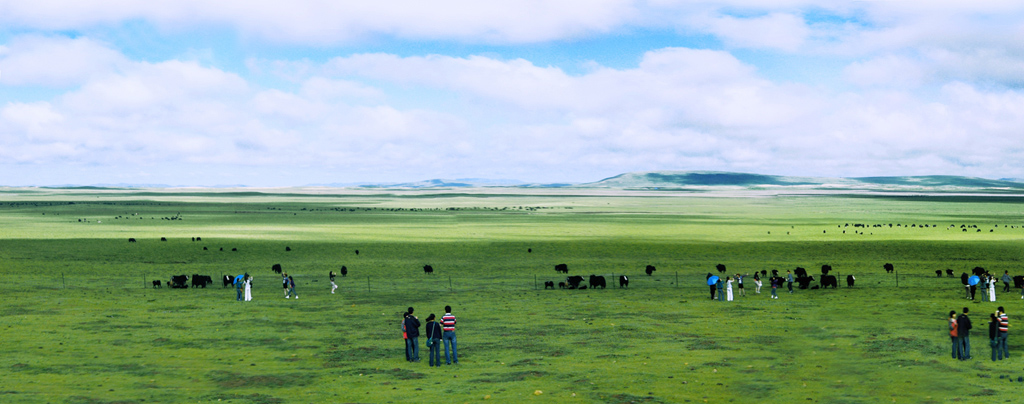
[404,307,421,362]
[424,314,442,367]
[957,307,973,360]
[989,312,1000,361]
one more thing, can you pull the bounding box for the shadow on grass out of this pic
[207,371,314,388]
[471,370,546,383]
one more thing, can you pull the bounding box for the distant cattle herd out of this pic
[133,237,1012,297]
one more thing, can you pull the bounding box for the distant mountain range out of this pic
[21,171,1024,192]
[585,171,1024,190]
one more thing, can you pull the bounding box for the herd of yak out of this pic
[137,236,1024,292]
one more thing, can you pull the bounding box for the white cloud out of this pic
[0,35,127,87]
[697,12,810,52]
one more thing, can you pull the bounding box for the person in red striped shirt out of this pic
[997,307,1009,360]
[441,306,458,365]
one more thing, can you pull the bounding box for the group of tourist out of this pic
[710,271,792,300]
[402,306,458,367]
[233,273,252,301]
[962,270,1019,301]
[949,306,1009,361]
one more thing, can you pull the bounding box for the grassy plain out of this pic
[1,188,1024,403]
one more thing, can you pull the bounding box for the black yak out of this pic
[883,263,894,273]
[272,264,282,274]
[846,275,856,287]
[716,264,726,273]
[340,266,348,277]
[794,267,808,278]
[820,275,838,289]
[128,238,136,243]
[619,275,629,288]
[821,265,832,275]
[645,265,656,276]
[152,280,161,288]
[566,276,585,289]
[589,275,606,289]
[544,281,555,289]
[555,264,569,274]
[423,265,434,274]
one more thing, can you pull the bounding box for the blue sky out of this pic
[1,1,1024,186]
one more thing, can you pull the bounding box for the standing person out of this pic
[962,273,971,299]
[770,276,779,299]
[282,272,290,298]
[716,278,724,302]
[404,307,420,362]
[1003,271,1012,293]
[982,275,990,302]
[988,275,997,302]
[957,307,972,360]
[989,313,1000,361]
[997,307,1009,360]
[736,274,745,297]
[286,275,297,299]
[243,273,252,302]
[424,314,442,367]
[949,310,960,359]
[725,277,734,301]
[234,274,244,301]
[708,279,717,300]
[401,311,410,362]
[970,282,977,301]
[441,305,458,365]
[753,272,762,294]
[786,270,794,293]
[330,270,338,294]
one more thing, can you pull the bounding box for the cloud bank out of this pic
[1,1,1023,185]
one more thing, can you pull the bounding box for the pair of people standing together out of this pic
[951,306,1009,361]
[405,305,458,366]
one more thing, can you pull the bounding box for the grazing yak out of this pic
[196,237,201,241]
[170,275,189,288]
[160,237,167,241]
[760,270,768,277]
[619,275,629,288]
[340,266,348,277]
[771,269,779,277]
[231,248,238,252]
[152,280,161,288]
[555,264,569,274]
[558,282,567,289]
[589,275,606,289]
[796,276,815,289]
[716,264,727,273]
[972,267,986,276]
[1013,276,1024,289]
[203,247,208,250]
[946,269,954,277]
[566,276,585,289]
[128,238,136,243]
[821,265,832,275]
[222,275,233,287]
[883,263,894,273]
[191,275,212,288]
[285,246,291,252]
[794,267,808,278]
[528,248,532,253]
[846,275,856,287]
[646,265,656,276]
[423,265,434,274]
[820,275,838,289]
[272,264,283,274]
[544,281,555,289]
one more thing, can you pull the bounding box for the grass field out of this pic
[1,188,1023,403]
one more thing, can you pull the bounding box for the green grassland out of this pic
[1,188,1023,403]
